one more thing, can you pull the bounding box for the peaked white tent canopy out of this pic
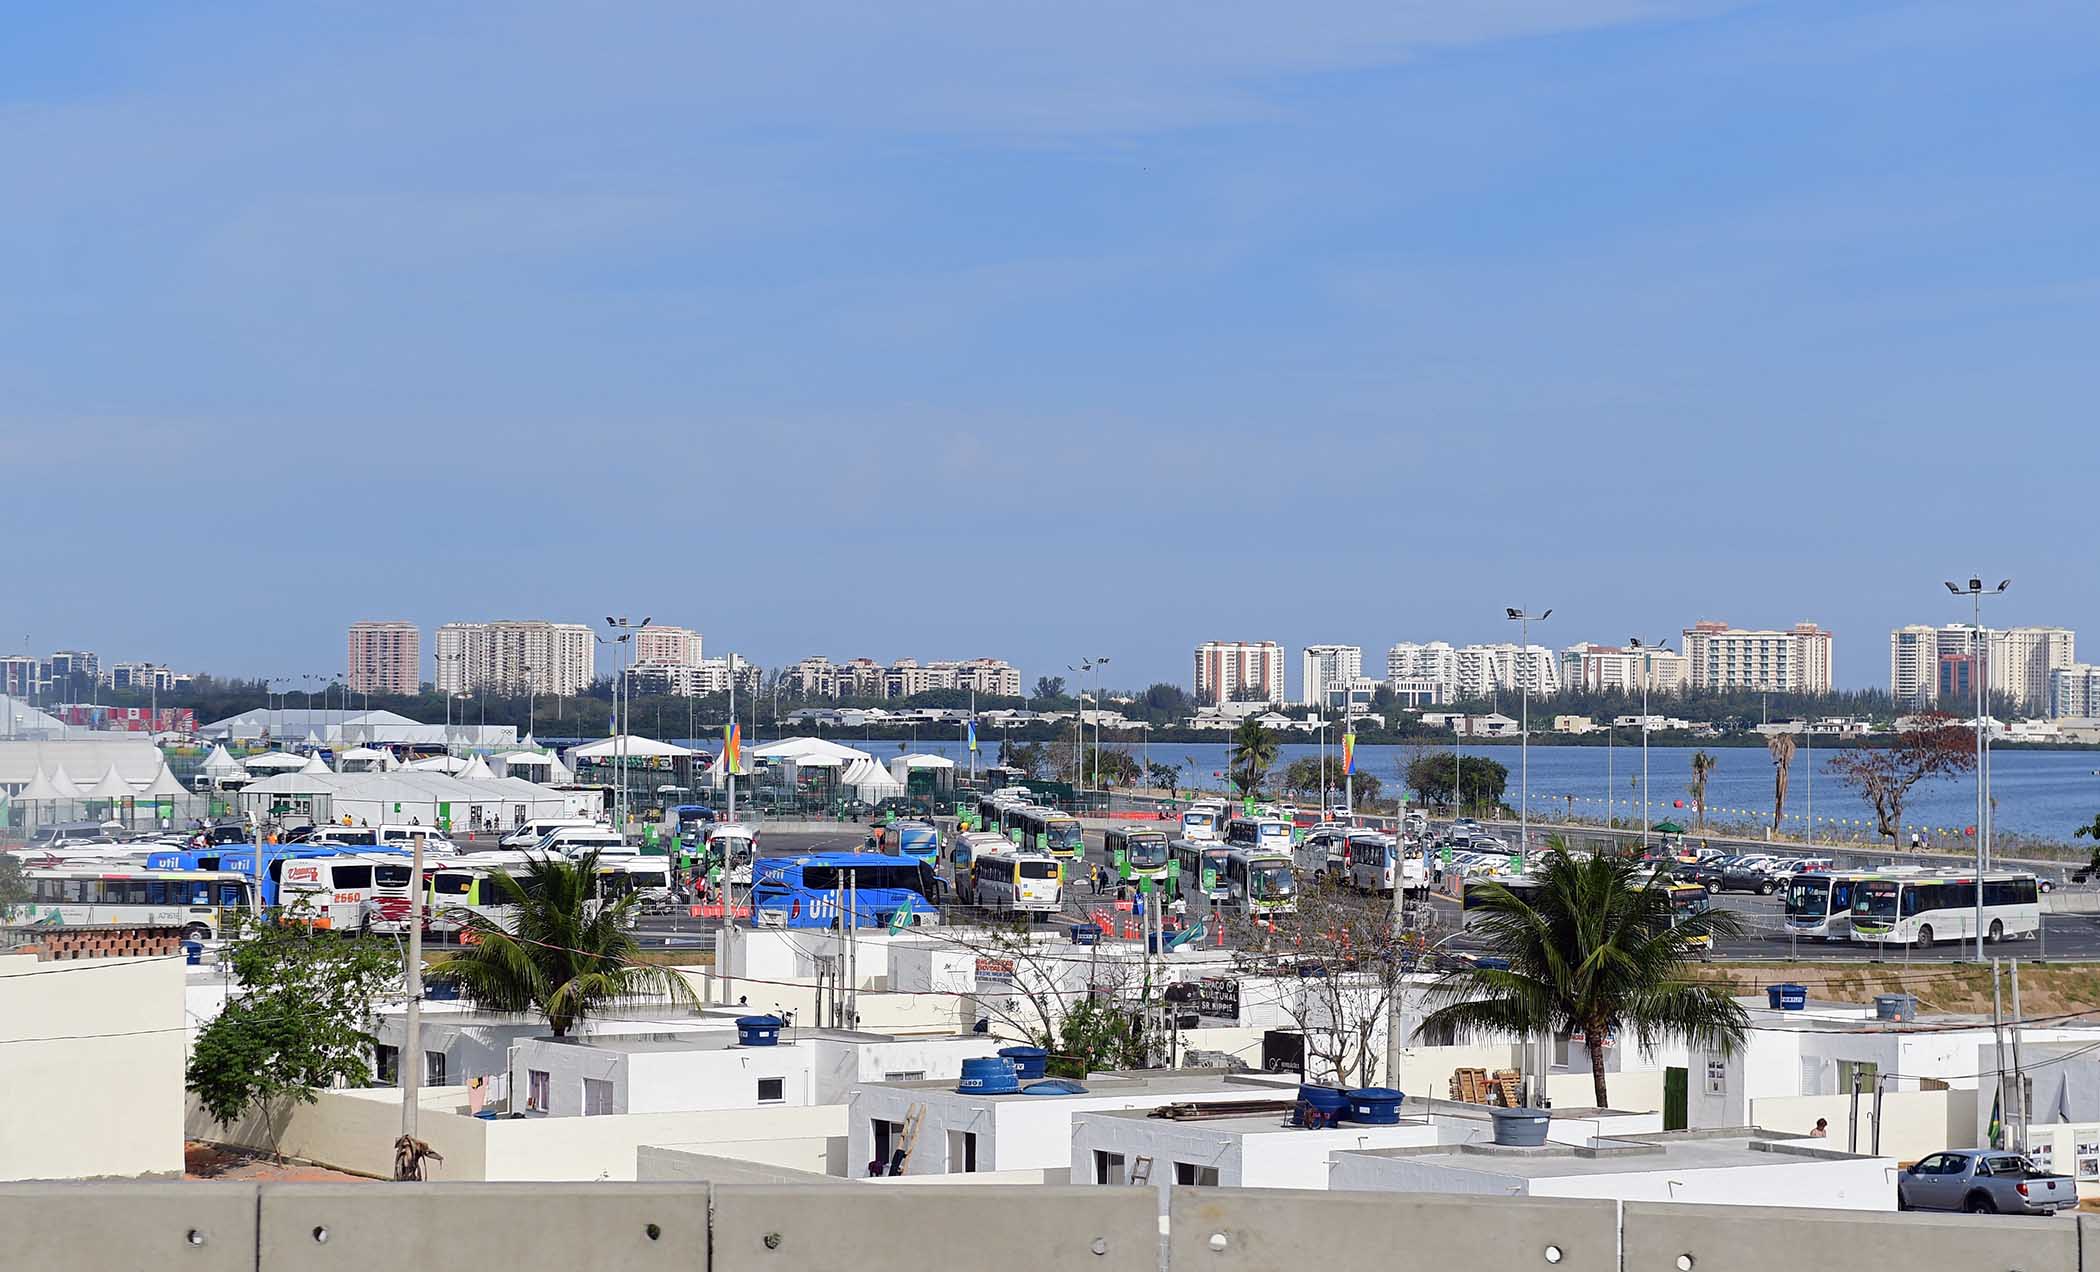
[298,753,333,775]
[86,765,136,799]
[18,768,60,802]
[47,766,84,798]
[244,752,308,772]
[406,754,471,774]
[200,745,242,776]
[565,735,695,761]
[139,763,191,799]
[748,736,873,765]
[460,755,495,781]
[840,756,906,800]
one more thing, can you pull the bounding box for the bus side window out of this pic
[218,883,246,907]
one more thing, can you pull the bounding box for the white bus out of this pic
[1223,816,1294,855]
[13,867,256,942]
[1171,839,1233,906]
[1850,872,2042,948]
[274,854,399,931]
[1782,869,1878,942]
[1343,832,1426,896]
[1179,805,1222,843]
[1223,848,1296,917]
[969,851,1062,919]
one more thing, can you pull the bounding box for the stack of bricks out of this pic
[3,925,187,962]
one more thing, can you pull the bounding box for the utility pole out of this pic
[2009,960,2027,1153]
[1991,959,2007,1150]
[1629,638,1669,855]
[1945,577,2007,961]
[1506,609,1551,855]
[396,829,427,1176]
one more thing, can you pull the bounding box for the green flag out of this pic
[887,895,915,934]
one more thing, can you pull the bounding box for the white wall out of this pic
[1749,1089,1976,1163]
[848,1082,1272,1177]
[2,953,185,1180]
[508,1038,814,1116]
[1332,1150,1897,1211]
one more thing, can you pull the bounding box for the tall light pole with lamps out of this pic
[1946,577,2008,962]
[1505,608,1551,856]
[1628,637,1670,855]
[604,617,652,837]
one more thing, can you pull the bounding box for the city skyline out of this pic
[6,4,2097,691]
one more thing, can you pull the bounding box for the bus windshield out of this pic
[1127,837,1170,869]
[1854,881,1899,919]
[1252,863,1295,899]
[1045,820,1083,852]
[1785,877,1830,917]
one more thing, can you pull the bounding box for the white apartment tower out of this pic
[633,625,703,666]
[435,620,596,696]
[1889,625,1939,706]
[1193,641,1285,706]
[1301,645,1363,709]
[1681,621,1834,694]
[1561,643,1690,696]
[1894,624,2075,712]
[2048,665,2100,719]
[346,621,421,696]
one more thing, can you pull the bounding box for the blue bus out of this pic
[748,853,940,929]
[877,820,940,865]
[141,844,407,906]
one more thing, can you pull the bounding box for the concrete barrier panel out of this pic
[1169,1188,1618,1272]
[259,1183,708,1272]
[0,1180,257,1271]
[713,1184,1156,1272]
[1623,1201,2079,1272]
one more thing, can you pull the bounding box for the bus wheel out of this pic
[182,923,212,943]
[1915,925,1934,949]
[1988,919,2004,943]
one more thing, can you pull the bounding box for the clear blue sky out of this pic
[5,2,2096,694]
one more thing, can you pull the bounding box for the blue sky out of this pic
[4,1,2096,694]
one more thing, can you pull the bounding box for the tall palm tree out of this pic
[1228,718,1279,802]
[434,852,699,1037]
[1688,751,1717,829]
[1422,845,1748,1106]
[1766,733,1797,833]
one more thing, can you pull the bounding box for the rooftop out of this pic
[1343,1129,1880,1178]
[868,1069,1297,1102]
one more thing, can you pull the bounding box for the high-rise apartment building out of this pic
[781,655,1020,700]
[1996,626,2075,713]
[1891,624,2074,712]
[633,625,703,666]
[346,621,422,696]
[434,620,595,696]
[1193,641,1285,706]
[1452,644,1561,699]
[1560,643,1690,696]
[1301,645,1364,709]
[1889,625,1940,706]
[2048,664,2100,719]
[1387,642,1458,689]
[625,653,760,699]
[1681,621,1833,694]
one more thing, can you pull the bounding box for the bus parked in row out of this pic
[948,832,1018,903]
[876,820,940,865]
[1850,872,2042,948]
[1223,848,1296,917]
[12,867,256,941]
[1172,839,1234,907]
[1106,826,1172,884]
[1783,869,1881,941]
[1223,816,1293,856]
[969,851,1062,920]
[1180,802,1225,843]
[1007,807,1085,861]
[748,853,939,929]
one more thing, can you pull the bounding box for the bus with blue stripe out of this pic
[877,820,940,865]
[748,853,939,929]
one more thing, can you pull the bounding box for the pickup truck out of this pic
[1897,1150,2077,1215]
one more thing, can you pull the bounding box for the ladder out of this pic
[1128,1155,1154,1187]
[891,1103,926,1175]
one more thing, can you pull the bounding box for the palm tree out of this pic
[1422,844,1748,1107]
[1767,733,1796,833]
[1228,718,1278,802]
[434,852,699,1037]
[1688,751,1717,830]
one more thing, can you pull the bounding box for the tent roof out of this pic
[460,755,495,781]
[298,753,333,775]
[86,765,136,798]
[565,735,694,760]
[338,746,389,761]
[891,753,956,769]
[244,751,309,770]
[406,754,471,773]
[139,763,191,799]
[748,736,872,765]
[200,744,242,774]
[46,765,84,797]
[839,756,905,796]
[18,768,60,801]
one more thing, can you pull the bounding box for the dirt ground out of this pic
[185,1142,372,1182]
[1695,962,2100,1018]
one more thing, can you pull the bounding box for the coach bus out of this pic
[1850,871,2042,948]
[12,867,256,941]
[748,853,940,929]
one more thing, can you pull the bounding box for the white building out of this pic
[1301,645,1363,710]
[1194,641,1285,706]
[346,620,422,696]
[1560,643,1689,697]
[2049,664,2100,719]
[0,950,185,1179]
[1682,621,1834,694]
[626,653,760,698]
[1888,625,1940,707]
[633,625,704,666]
[1996,626,2077,712]
[435,620,597,696]
[1330,1131,1894,1211]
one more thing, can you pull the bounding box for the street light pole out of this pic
[1946,577,2008,962]
[1505,609,1551,855]
[1629,637,1670,856]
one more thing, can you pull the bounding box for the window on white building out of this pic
[757,1077,785,1104]
[582,1078,614,1116]
[1095,1151,1126,1185]
[1175,1162,1220,1187]
[1704,1059,1727,1096]
[527,1069,551,1113]
[425,1051,447,1087]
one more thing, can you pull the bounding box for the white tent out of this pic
[407,755,471,774]
[298,753,334,775]
[565,735,695,762]
[748,736,872,766]
[460,755,496,781]
[244,752,308,772]
[47,766,84,798]
[18,768,60,802]
[86,765,136,799]
[139,763,191,800]
[336,746,390,773]
[200,745,242,776]
[840,756,906,800]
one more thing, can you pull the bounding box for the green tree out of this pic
[1032,676,1066,703]
[1054,995,1148,1078]
[1421,845,1748,1107]
[0,853,28,911]
[1828,711,1976,842]
[434,853,700,1037]
[1093,747,1141,788]
[1002,741,1048,778]
[1228,719,1279,800]
[1143,760,1183,796]
[2075,813,2100,875]
[1405,753,1508,813]
[185,907,400,1156]
[1688,751,1717,830]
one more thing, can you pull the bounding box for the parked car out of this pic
[1716,858,1781,895]
[1898,1150,2076,1215]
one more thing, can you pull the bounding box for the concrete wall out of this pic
[1,953,185,1180]
[508,1037,815,1117]
[6,1181,2098,1271]
[1749,1089,1977,1163]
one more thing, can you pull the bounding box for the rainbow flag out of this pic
[1342,732,1356,776]
[723,722,742,776]
[967,719,978,753]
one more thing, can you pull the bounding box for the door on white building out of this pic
[947,1129,978,1173]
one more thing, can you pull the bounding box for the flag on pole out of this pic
[887,895,915,934]
[1988,1088,2003,1149]
[967,719,978,753]
[1342,732,1356,776]
[723,722,742,776]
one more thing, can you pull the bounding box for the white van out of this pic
[537,826,629,858]
[500,817,601,849]
[375,825,459,857]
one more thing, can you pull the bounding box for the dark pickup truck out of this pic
[1898,1150,2077,1215]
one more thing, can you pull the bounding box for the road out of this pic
[628,825,2100,963]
